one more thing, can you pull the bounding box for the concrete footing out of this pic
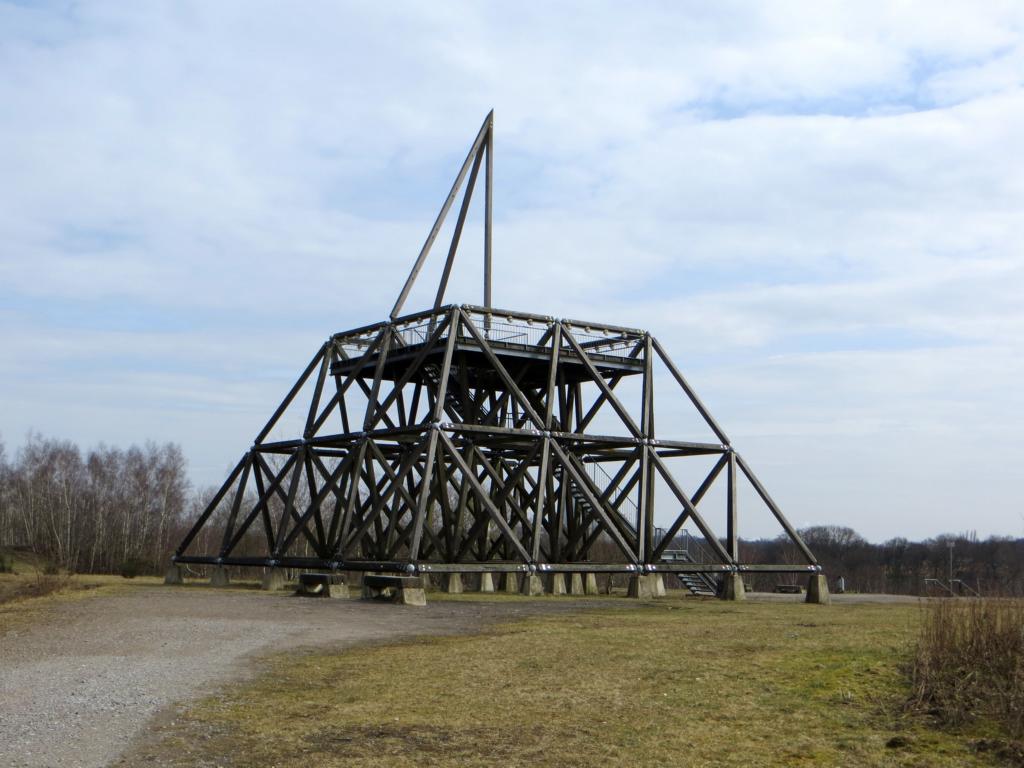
[584,573,600,595]
[569,573,585,595]
[628,573,664,599]
[396,585,427,606]
[361,575,426,606]
[209,566,230,587]
[520,573,544,596]
[260,568,286,591]
[295,573,348,598]
[720,572,746,601]
[163,565,184,585]
[651,574,666,597]
[328,580,350,599]
[547,573,567,595]
[806,574,831,605]
[479,573,495,593]
[499,573,519,593]
[444,573,464,594]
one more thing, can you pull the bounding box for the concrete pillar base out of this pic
[547,573,567,595]
[479,573,495,593]
[444,573,464,594]
[397,586,427,606]
[260,568,286,591]
[627,574,650,599]
[520,573,544,596]
[720,572,746,601]
[651,573,666,597]
[163,565,184,585]
[296,573,346,598]
[584,573,600,595]
[628,573,664,599]
[499,572,519,593]
[328,580,350,599]
[210,566,230,588]
[569,573,585,595]
[360,576,426,606]
[806,574,831,605]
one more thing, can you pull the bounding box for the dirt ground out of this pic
[0,583,920,768]
[0,584,605,768]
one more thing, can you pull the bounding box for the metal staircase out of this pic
[556,461,640,536]
[675,564,718,596]
[663,531,720,596]
[551,465,720,596]
[422,362,474,423]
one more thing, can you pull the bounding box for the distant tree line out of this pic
[738,525,1024,597]
[1,433,1021,592]
[0,433,196,574]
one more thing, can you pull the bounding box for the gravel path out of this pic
[0,585,589,768]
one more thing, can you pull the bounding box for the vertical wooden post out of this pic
[640,334,655,563]
[484,111,494,310]
[727,450,738,561]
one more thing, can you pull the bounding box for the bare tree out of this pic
[0,436,10,549]
[2,433,190,575]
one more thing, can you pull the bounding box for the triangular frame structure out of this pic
[173,113,820,587]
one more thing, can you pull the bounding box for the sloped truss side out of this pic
[174,306,819,576]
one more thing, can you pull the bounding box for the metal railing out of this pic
[924,577,982,597]
[464,319,540,346]
[662,529,716,565]
[583,460,639,532]
[393,322,441,347]
[568,328,639,357]
[335,311,644,361]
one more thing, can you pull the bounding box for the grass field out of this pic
[129,595,1013,768]
[0,550,161,629]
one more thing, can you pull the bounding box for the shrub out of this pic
[0,552,13,574]
[909,597,1024,739]
[0,571,73,605]
[119,558,150,579]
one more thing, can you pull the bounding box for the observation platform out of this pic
[331,304,646,388]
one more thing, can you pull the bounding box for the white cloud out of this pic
[1,1,1022,540]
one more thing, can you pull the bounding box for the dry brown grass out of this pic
[0,551,72,606]
[0,558,162,630]
[125,597,1014,768]
[1,570,71,602]
[909,597,1024,744]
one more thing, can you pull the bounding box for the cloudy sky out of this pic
[1,1,1022,542]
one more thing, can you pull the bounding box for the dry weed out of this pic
[909,597,1024,739]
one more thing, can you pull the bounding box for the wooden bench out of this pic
[362,574,426,606]
[773,583,803,594]
[295,572,348,599]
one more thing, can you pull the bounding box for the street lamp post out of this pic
[947,541,955,595]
